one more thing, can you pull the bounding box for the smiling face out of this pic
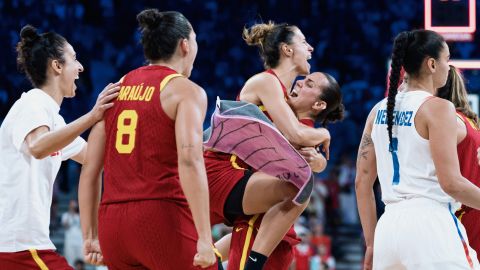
[58,43,84,98]
[289,72,328,115]
[288,27,313,76]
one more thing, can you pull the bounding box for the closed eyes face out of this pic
[289,72,327,113]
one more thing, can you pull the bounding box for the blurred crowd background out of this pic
[1,1,479,269]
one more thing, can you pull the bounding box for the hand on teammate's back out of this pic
[83,238,104,266]
[193,238,217,268]
[89,82,121,122]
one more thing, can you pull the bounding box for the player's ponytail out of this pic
[437,65,479,128]
[16,25,67,88]
[317,73,344,126]
[243,21,297,69]
[386,31,409,150]
[137,9,191,62]
[243,21,275,47]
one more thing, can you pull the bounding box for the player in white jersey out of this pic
[0,25,118,269]
[355,29,480,270]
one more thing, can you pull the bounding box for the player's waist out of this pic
[385,197,459,212]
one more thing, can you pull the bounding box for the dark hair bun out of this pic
[137,9,163,30]
[20,25,40,43]
[325,103,345,124]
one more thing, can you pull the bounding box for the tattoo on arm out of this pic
[358,133,373,160]
[181,143,195,149]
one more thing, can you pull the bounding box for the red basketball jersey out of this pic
[457,111,480,188]
[102,65,186,205]
[456,111,480,218]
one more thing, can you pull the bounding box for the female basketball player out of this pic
[437,65,480,262]
[79,9,217,269]
[215,71,344,270]
[205,22,335,270]
[356,30,480,270]
[0,25,119,269]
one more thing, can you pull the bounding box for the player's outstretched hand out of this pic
[193,239,216,268]
[83,238,104,266]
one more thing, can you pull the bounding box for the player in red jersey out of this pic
[205,22,334,270]
[215,72,344,270]
[78,9,217,270]
[437,65,480,261]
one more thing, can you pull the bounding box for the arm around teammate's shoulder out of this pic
[244,74,329,147]
[425,98,480,209]
[25,82,119,159]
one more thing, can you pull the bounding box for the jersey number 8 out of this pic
[115,110,138,154]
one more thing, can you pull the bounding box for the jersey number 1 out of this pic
[390,137,400,185]
[115,110,138,154]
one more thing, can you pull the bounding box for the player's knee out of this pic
[299,197,310,211]
[281,197,309,215]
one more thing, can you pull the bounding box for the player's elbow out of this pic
[178,153,203,168]
[28,144,49,159]
[355,173,374,193]
[438,174,463,197]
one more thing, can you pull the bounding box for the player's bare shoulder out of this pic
[419,96,455,119]
[162,76,206,100]
[244,72,280,91]
[241,72,283,103]
[367,100,384,126]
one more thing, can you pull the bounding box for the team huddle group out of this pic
[0,7,480,270]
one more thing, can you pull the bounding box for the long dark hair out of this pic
[243,21,297,69]
[386,30,445,149]
[16,25,67,88]
[437,65,479,128]
[137,9,192,62]
[317,73,344,126]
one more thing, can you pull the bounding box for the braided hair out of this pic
[386,30,445,150]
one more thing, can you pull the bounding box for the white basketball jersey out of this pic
[371,91,456,205]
